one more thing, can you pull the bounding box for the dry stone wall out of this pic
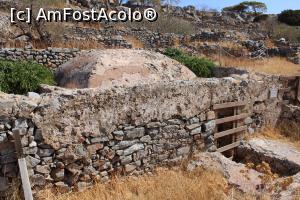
[0,47,81,69]
[0,72,289,194]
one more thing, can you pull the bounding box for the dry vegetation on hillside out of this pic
[262,17,300,43]
[214,56,300,76]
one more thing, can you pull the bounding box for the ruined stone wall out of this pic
[0,47,81,69]
[0,72,287,193]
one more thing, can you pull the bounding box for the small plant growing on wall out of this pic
[0,59,56,94]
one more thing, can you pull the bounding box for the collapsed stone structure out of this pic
[0,65,299,194]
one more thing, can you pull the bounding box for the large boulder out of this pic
[55,49,196,89]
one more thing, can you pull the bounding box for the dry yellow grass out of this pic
[250,122,300,149]
[214,56,300,76]
[36,167,261,200]
[4,179,22,200]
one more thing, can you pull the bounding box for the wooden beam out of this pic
[217,141,241,153]
[13,132,33,200]
[13,132,23,158]
[214,126,247,139]
[18,158,33,200]
[279,76,297,81]
[213,101,247,110]
[297,77,300,102]
[215,113,248,125]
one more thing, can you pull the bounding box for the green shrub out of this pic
[0,59,55,94]
[278,10,300,26]
[164,48,215,78]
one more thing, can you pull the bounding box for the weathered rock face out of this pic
[55,49,197,89]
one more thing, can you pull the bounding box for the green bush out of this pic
[278,10,300,26]
[0,59,55,94]
[164,48,215,78]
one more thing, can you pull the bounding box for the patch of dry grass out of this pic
[214,56,300,76]
[36,167,260,200]
[2,179,22,200]
[251,123,300,149]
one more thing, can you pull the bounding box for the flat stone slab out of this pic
[187,152,263,193]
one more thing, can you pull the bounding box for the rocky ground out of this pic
[187,138,300,200]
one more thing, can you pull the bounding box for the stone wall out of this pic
[280,105,300,123]
[0,71,290,194]
[69,26,181,49]
[0,47,81,69]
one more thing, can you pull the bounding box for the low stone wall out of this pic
[70,26,181,49]
[0,47,81,69]
[0,72,288,194]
